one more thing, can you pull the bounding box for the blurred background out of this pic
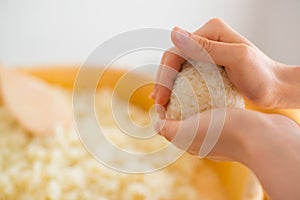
[0,0,299,67]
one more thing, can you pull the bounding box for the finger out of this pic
[193,18,253,46]
[155,118,179,140]
[156,109,240,158]
[155,103,166,119]
[154,47,185,107]
[152,19,250,101]
[156,114,206,155]
[171,27,247,68]
[153,47,180,98]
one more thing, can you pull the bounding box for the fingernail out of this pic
[173,27,189,43]
[155,119,164,134]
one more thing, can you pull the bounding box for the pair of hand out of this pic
[153,18,300,200]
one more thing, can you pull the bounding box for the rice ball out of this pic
[166,61,244,120]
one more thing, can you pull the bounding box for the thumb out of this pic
[155,119,180,141]
[155,116,203,155]
[171,27,243,67]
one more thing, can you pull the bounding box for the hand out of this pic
[153,18,300,110]
[153,18,300,199]
[155,109,300,200]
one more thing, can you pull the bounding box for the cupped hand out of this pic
[153,18,282,112]
[155,108,300,200]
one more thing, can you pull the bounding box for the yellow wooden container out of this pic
[16,65,300,200]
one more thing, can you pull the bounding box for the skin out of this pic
[153,18,300,200]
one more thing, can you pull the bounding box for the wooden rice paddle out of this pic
[0,67,72,136]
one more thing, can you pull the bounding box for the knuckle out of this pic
[161,48,175,61]
[160,121,168,133]
[161,48,182,66]
[196,37,214,54]
[161,50,171,62]
[206,18,225,27]
[235,44,252,61]
[162,125,171,141]
[162,121,177,141]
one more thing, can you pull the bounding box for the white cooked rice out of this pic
[167,61,244,120]
[0,89,229,200]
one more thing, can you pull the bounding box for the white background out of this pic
[0,0,299,67]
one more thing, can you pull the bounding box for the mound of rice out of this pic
[166,61,244,120]
[0,89,229,200]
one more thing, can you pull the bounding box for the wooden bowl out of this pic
[14,65,299,200]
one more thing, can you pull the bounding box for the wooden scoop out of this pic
[0,67,72,136]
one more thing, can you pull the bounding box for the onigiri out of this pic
[166,61,244,120]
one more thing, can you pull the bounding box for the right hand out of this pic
[155,106,300,200]
[153,18,283,112]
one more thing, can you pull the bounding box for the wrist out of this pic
[207,109,262,162]
[237,114,300,199]
[224,110,276,164]
[274,63,300,108]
